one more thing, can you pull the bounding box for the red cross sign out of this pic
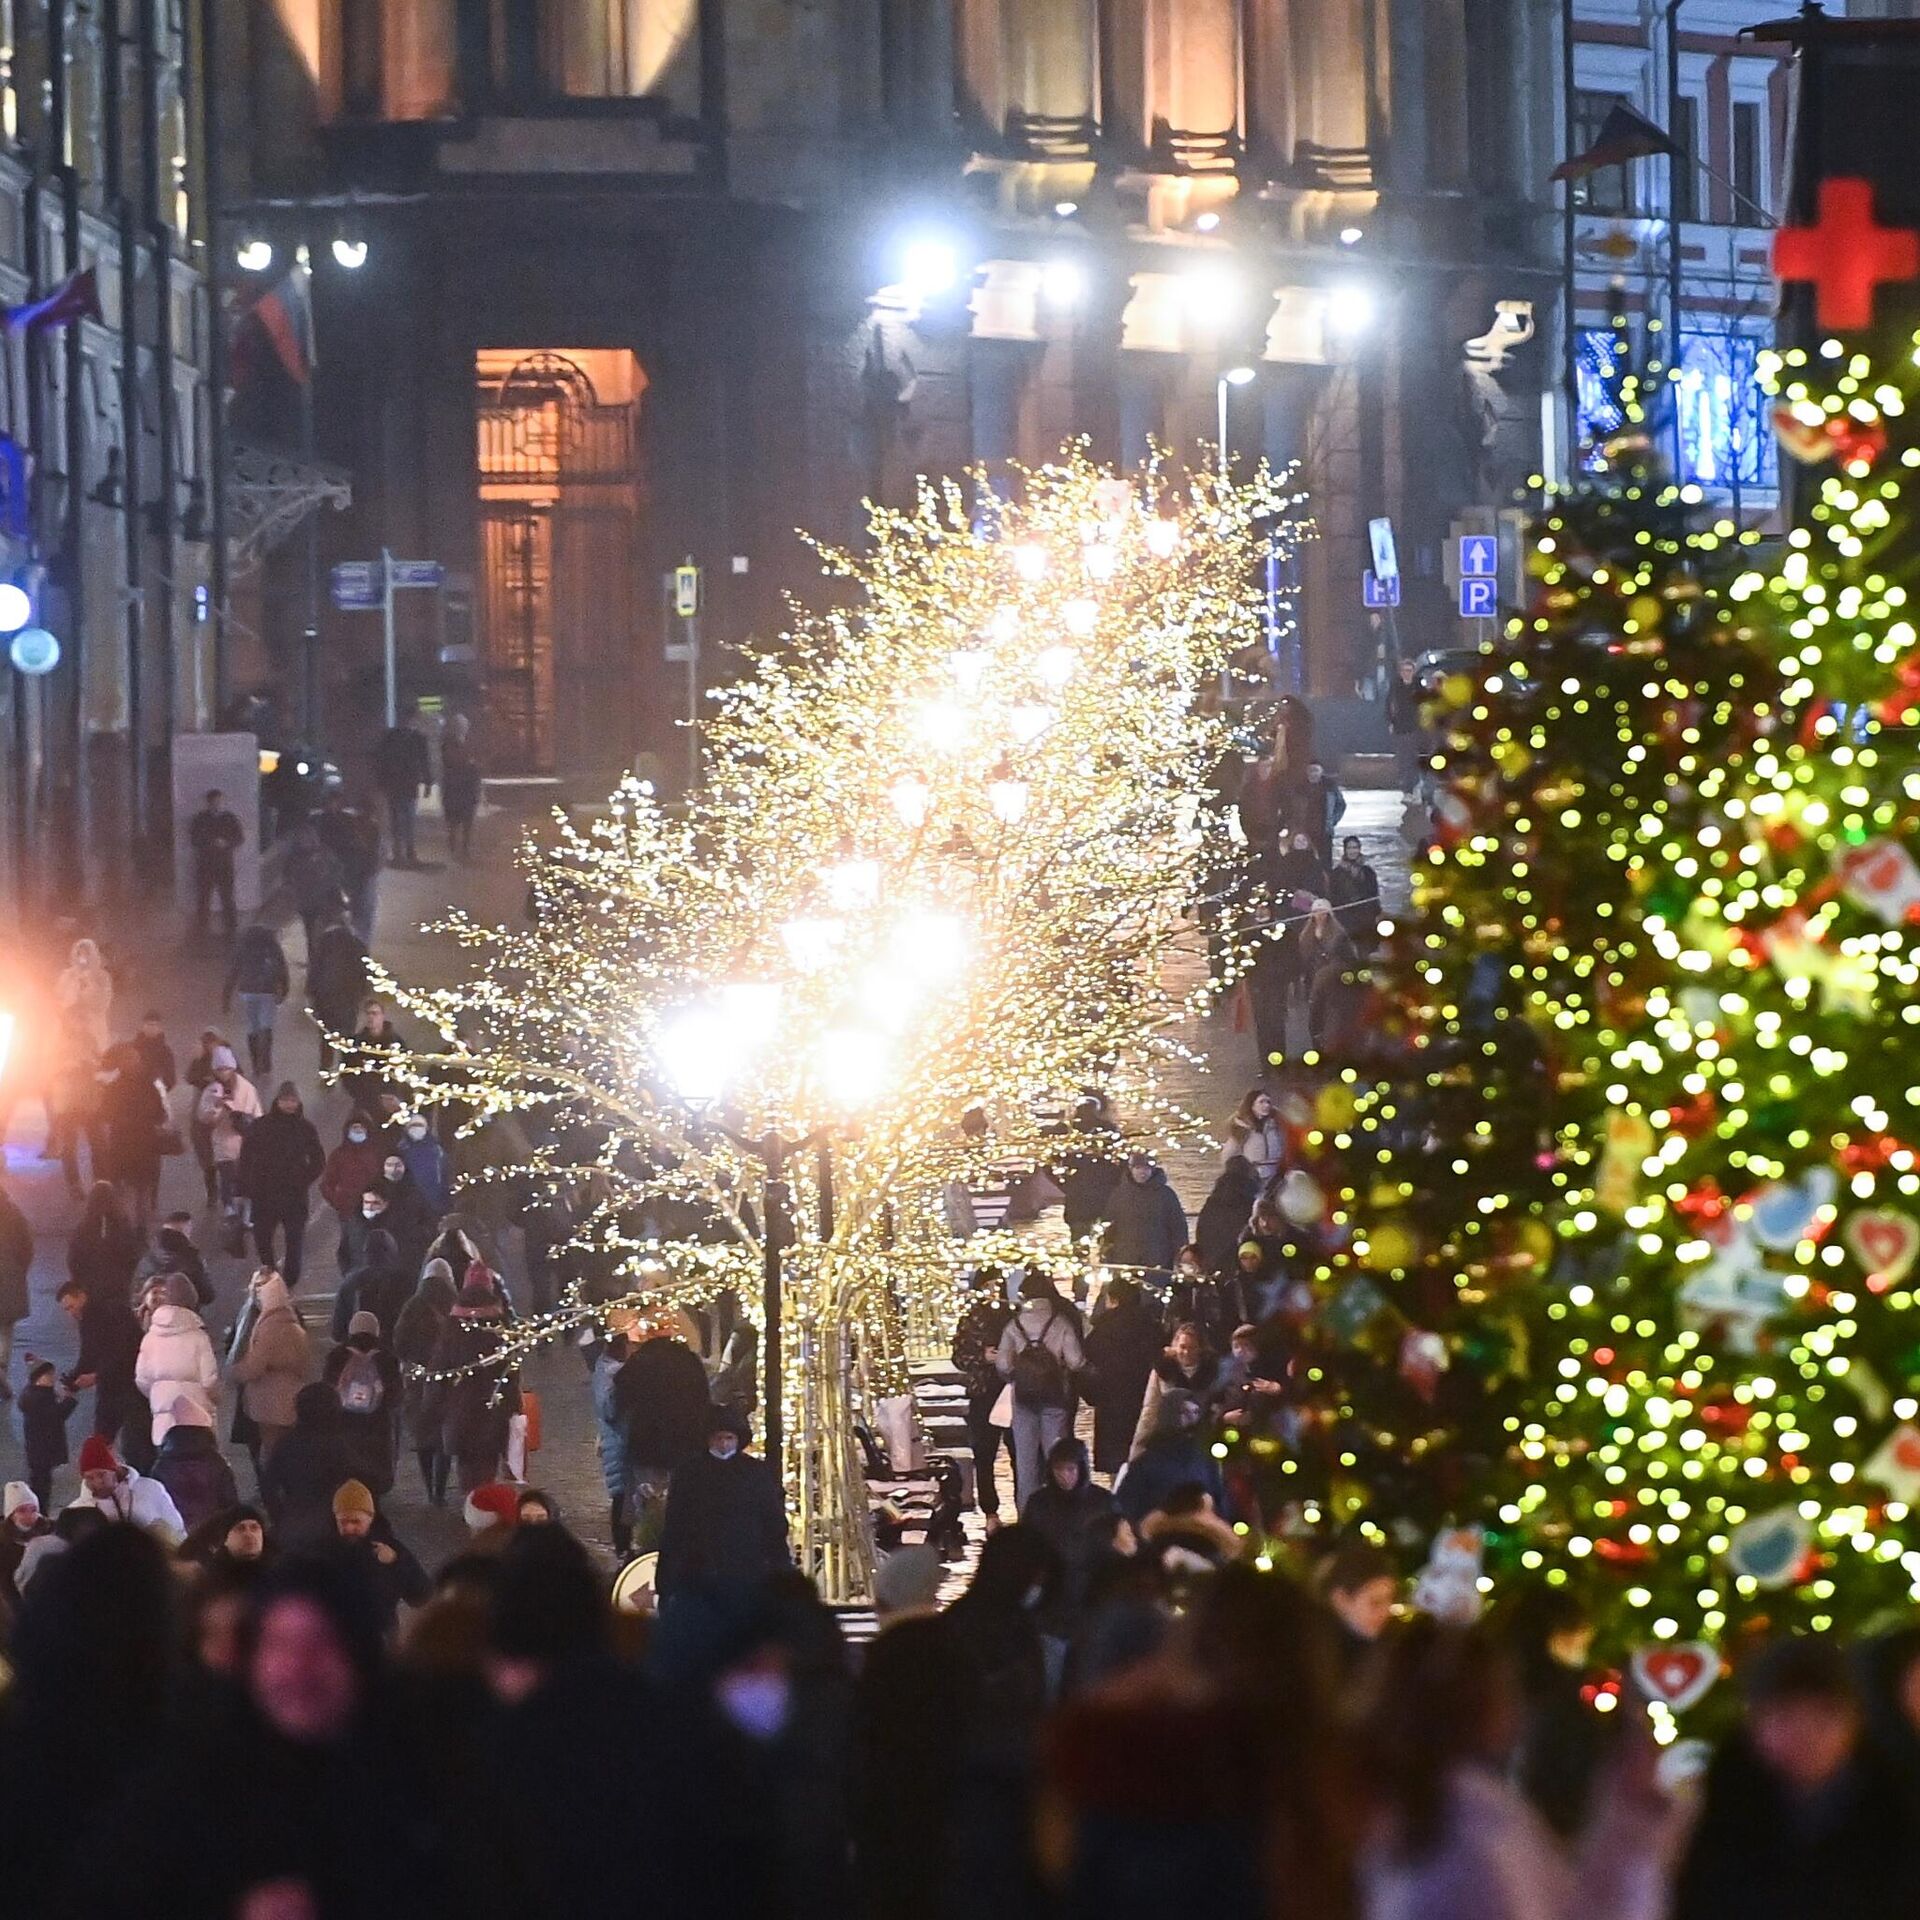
[1773,177,1920,331]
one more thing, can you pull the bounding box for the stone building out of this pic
[226,0,1564,787]
[0,0,218,912]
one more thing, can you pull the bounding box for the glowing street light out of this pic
[331,235,369,270]
[779,916,844,972]
[1008,702,1056,745]
[1328,281,1375,336]
[823,854,881,913]
[987,764,1030,824]
[947,647,991,695]
[0,580,32,635]
[817,1027,893,1110]
[1062,598,1098,638]
[912,697,970,753]
[901,237,958,299]
[1011,543,1049,582]
[1216,364,1258,479]
[1041,258,1084,308]
[1033,645,1077,691]
[1145,518,1180,559]
[891,774,931,828]
[236,237,273,272]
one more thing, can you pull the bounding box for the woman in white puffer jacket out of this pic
[134,1272,221,1442]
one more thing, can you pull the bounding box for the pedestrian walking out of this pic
[347,997,408,1119]
[394,1258,456,1504]
[195,1047,262,1235]
[148,1394,239,1537]
[320,1108,384,1266]
[1288,759,1347,866]
[952,1272,1014,1529]
[1194,1153,1262,1279]
[1081,1275,1163,1477]
[1113,1388,1221,1528]
[614,1327,712,1496]
[372,1152,437,1276]
[0,1174,32,1398]
[66,1179,140,1306]
[286,823,347,955]
[55,1267,140,1449]
[1130,1322,1223,1458]
[1221,1086,1287,1187]
[225,1267,312,1480]
[133,1209,214,1310]
[237,1080,325,1284]
[442,710,483,861]
[1328,834,1382,949]
[1386,655,1427,794]
[375,697,434,866]
[317,788,384,943]
[222,924,291,1078]
[332,1226,411,1341]
[52,936,113,1055]
[132,1273,220,1443]
[0,1481,51,1605]
[996,1271,1085,1509]
[329,1477,431,1636]
[306,915,370,1072]
[187,788,245,937]
[183,1027,229,1204]
[1020,1436,1119,1644]
[259,1380,359,1539]
[655,1404,790,1600]
[425,1266,521,1492]
[321,1309,401,1495]
[131,1010,177,1093]
[1102,1150,1189,1286]
[95,1040,167,1228]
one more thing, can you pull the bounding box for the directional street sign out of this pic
[389,559,445,590]
[1368,516,1399,582]
[1459,576,1498,620]
[674,563,701,618]
[1458,533,1498,579]
[329,561,380,611]
[1362,569,1401,610]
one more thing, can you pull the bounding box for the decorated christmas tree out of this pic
[1252,424,1783,1610]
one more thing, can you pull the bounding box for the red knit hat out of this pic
[78,1434,120,1477]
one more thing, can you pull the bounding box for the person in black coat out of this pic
[951,1275,1014,1525]
[238,1082,326,1285]
[1103,1153,1189,1285]
[148,1395,240,1538]
[95,1043,167,1227]
[616,1332,716,1485]
[261,1382,360,1541]
[307,914,370,1072]
[1057,1093,1122,1250]
[331,1228,412,1342]
[656,1406,790,1600]
[55,1271,140,1448]
[1194,1154,1262,1279]
[1019,1438,1118,1638]
[67,1180,141,1301]
[322,1313,404,1496]
[1674,1638,1920,1920]
[371,1155,438,1279]
[1082,1278,1165,1477]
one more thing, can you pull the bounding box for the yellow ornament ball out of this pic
[1440,672,1475,709]
[1628,594,1664,633]
[1365,1222,1419,1272]
[1316,1083,1358,1131]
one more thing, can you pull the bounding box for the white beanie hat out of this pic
[3,1480,39,1520]
[210,1045,239,1072]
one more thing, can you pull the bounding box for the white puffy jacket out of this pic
[134,1304,220,1439]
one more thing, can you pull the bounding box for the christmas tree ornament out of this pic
[1629,1643,1720,1713]
[1835,838,1920,925]
[1771,176,1920,330]
[1277,1168,1327,1227]
[1726,1509,1814,1590]
[1746,1167,1838,1252]
[1843,1208,1920,1291]
[1411,1525,1485,1624]
[1865,1422,1920,1505]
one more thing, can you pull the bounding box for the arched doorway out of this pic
[474,348,647,777]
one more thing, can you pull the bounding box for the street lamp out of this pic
[1217,364,1257,479]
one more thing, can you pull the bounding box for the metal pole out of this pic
[381,546,396,727]
[300,272,320,749]
[140,0,178,790]
[816,1137,835,1240]
[1560,0,1578,465]
[1216,375,1228,480]
[761,1133,788,1466]
[1666,0,1686,477]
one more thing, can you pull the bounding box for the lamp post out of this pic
[1216,364,1257,479]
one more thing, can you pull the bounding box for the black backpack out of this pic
[1009,1308,1069,1409]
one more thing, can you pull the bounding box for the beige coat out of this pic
[227,1275,310,1428]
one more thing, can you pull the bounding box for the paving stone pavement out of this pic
[0,779,1414,1576]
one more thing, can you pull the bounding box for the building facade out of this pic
[226,0,1567,788]
[0,0,219,915]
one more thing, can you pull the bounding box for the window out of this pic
[1679,331,1777,495]
[1732,99,1763,220]
[1572,89,1636,215]
[1670,94,1699,224]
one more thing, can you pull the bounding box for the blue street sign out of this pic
[1458,533,1498,578]
[329,562,381,611]
[1362,569,1401,609]
[1459,576,1498,620]
[389,559,445,590]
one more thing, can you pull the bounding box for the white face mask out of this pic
[347,1128,367,1145]
[406,1123,428,1141]
[362,1203,384,1221]
[709,1437,740,1461]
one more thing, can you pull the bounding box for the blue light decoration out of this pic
[1677,331,1777,496]
[1575,328,1630,471]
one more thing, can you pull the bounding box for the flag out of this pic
[1552,103,1677,182]
[2,266,100,334]
[235,267,313,386]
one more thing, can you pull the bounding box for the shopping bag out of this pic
[506,1411,529,1482]
[987,1383,1015,1429]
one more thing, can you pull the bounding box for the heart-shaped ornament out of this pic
[1844,1208,1920,1289]
[1727,1508,1813,1589]
[1748,1167,1839,1251]
[1866,1422,1920,1503]
[1630,1643,1720,1713]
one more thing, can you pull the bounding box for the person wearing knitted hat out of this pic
[64,1431,185,1546]
[322,1308,402,1496]
[0,1480,51,1605]
[150,1393,240,1538]
[332,1477,430,1636]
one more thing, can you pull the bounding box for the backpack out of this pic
[1009,1308,1069,1409]
[336,1349,386,1416]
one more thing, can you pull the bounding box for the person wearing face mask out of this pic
[321,1109,385,1266]
[373,1156,438,1277]
[237,1083,326,1286]
[395,1111,452,1216]
[655,1406,790,1602]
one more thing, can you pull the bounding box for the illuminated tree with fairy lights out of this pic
[354,446,1305,1601]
